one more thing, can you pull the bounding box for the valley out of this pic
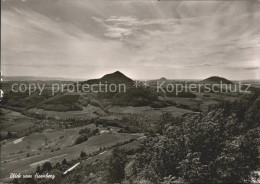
[1,72,259,183]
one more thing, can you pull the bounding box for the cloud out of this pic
[2,8,138,78]
[2,0,260,80]
[244,67,259,70]
[231,66,260,71]
[185,63,216,68]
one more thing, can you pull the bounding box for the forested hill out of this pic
[122,92,260,183]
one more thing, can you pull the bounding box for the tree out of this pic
[42,162,52,172]
[80,151,87,159]
[106,148,127,184]
[92,128,99,135]
[36,165,41,173]
[56,162,60,167]
[62,159,68,165]
[6,131,12,139]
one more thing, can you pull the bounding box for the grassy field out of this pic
[0,108,37,137]
[26,104,107,120]
[0,124,140,179]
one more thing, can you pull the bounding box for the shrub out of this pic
[62,159,67,165]
[42,162,52,172]
[75,135,88,145]
[80,151,87,159]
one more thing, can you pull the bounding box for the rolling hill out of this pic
[81,71,133,85]
[201,76,233,84]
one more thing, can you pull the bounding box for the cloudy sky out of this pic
[1,0,260,80]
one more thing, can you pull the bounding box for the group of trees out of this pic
[75,128,99,145]
[35,162,52,174]
[113,87,158,107]
[75,135,89,145]
[106,148,127,183]
[1,131,14,141]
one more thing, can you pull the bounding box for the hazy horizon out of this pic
[2,72,260,82]
[2,0,260,80]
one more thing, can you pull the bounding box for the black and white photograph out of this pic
[1,0,260,183]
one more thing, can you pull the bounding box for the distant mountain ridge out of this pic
[201,76,233,84]
[82,71,133,84]
[1,75,82,81]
